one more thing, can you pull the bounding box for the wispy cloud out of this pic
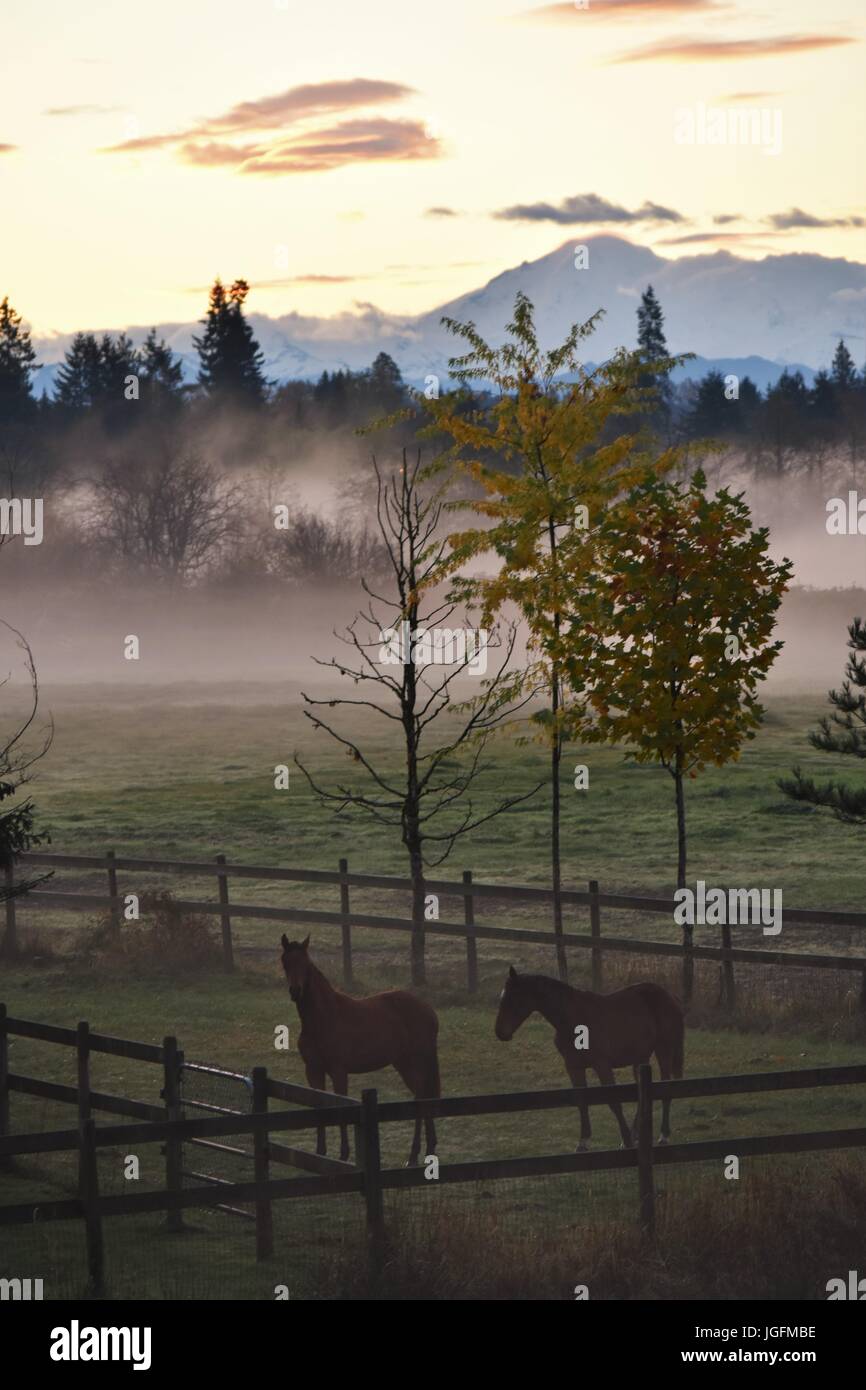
[493,192,684,224]
[426,205,459,217]
[615,34,855,63]
[766,207,865,229]
[656,230,787,245]
[519,0,729,19]
[45,104,123,117]
[0,143,17,153]
[100,78,440,175]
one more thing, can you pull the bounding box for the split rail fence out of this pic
[2,1008,866,1293]
[6,850,866,1010]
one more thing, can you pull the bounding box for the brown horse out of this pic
[280,935,441,1165]
[494,967,684,1149]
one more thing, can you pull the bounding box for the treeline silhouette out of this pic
[1,278,864,591]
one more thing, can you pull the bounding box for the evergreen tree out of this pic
[779,619,866,824]
[831,339,857,391]
[636,284,672,419]
[193,278,268,405]
[0,297,38,423]
[54,332,103,409]
[139,328,185,410]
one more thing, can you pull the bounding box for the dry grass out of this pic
[322,1158,866,1301]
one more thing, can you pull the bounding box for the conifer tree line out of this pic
[1,280,864,465]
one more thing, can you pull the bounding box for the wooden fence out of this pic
[2,1008,866,1293]
[7,850,866,1010]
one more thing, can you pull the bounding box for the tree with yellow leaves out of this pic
[574,470,791,996]
[413,292,688,978]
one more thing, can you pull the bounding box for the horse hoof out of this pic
[404,1157,420,1168]
[576,1142,590,1153]
[656,1135,669,1146]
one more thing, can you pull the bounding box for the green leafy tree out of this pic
[194,279,268,406]
[575,471,791,994]
[408,292,688,977]
[779,618,866,824]
[0,297,38,424]
[0,623,53,956]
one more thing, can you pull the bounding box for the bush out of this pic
[78,889,220,972]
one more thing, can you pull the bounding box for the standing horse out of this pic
[494,967,684,1149]
[280,935,441,1165]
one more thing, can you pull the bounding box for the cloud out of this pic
[0,143,17,153]
[520,0,728,18]
[100,78,438,176]
[724,92,779,102]
[615,34,855,63]
[656,230,786,245]
[765,206,866,229]
[713,214,742,225]
[44,104,123,117]
[426,206,459,217]
[493,192,684,225]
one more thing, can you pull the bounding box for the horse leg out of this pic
[595,1063,632,1148]
[565,1058,591,1151]
[330,1067,351,1162]
[422,1049,440,1159]
[394,1061,425,1166]
[305,1061,327,1156]
[630,1065,641,1145]
[654,1047,672,1145]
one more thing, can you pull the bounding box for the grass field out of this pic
[2,681,866,1299]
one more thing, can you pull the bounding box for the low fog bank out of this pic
[1,579,862,698]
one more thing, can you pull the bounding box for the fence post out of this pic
[215,855,234,972]
[637,1063,655,1236]
[0,1004,9,1161]
[105,850,120,933]
[76,1021,91,1125]
[79,1116,104,1294]
[720,921,736,1012]
[589,879,602,991]
[463,870,478,994]
[162,1035,185,1232]
[859,969,866,1014]
[360,1088,385,1283]
[339,858,353,989]
[2,862,17,959]
[252,1066,274,1260]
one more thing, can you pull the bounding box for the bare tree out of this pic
[294,453,542,986]
[87,448,243,582]
[0,622,53,956]
[267,505,391,586]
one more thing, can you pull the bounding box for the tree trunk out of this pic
[674,766,693,1004]
[550,676,568,982]
[408,840,426,988]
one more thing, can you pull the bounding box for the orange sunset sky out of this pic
[1,0,864,335]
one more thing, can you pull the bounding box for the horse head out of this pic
[280,933,312,1003]
[494,966,535,1041]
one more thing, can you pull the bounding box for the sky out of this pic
[1,0,864,336]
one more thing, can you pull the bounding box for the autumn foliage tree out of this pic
[409,292,686,977]
[574,471,791,995]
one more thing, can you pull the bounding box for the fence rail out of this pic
[8,850,866,1010]
[2,1008,866,1292]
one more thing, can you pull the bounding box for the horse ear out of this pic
[301,934,310,951]
[280,934,289,950]
[508,965,518,980]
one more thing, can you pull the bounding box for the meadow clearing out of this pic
[1,681,865,1299]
